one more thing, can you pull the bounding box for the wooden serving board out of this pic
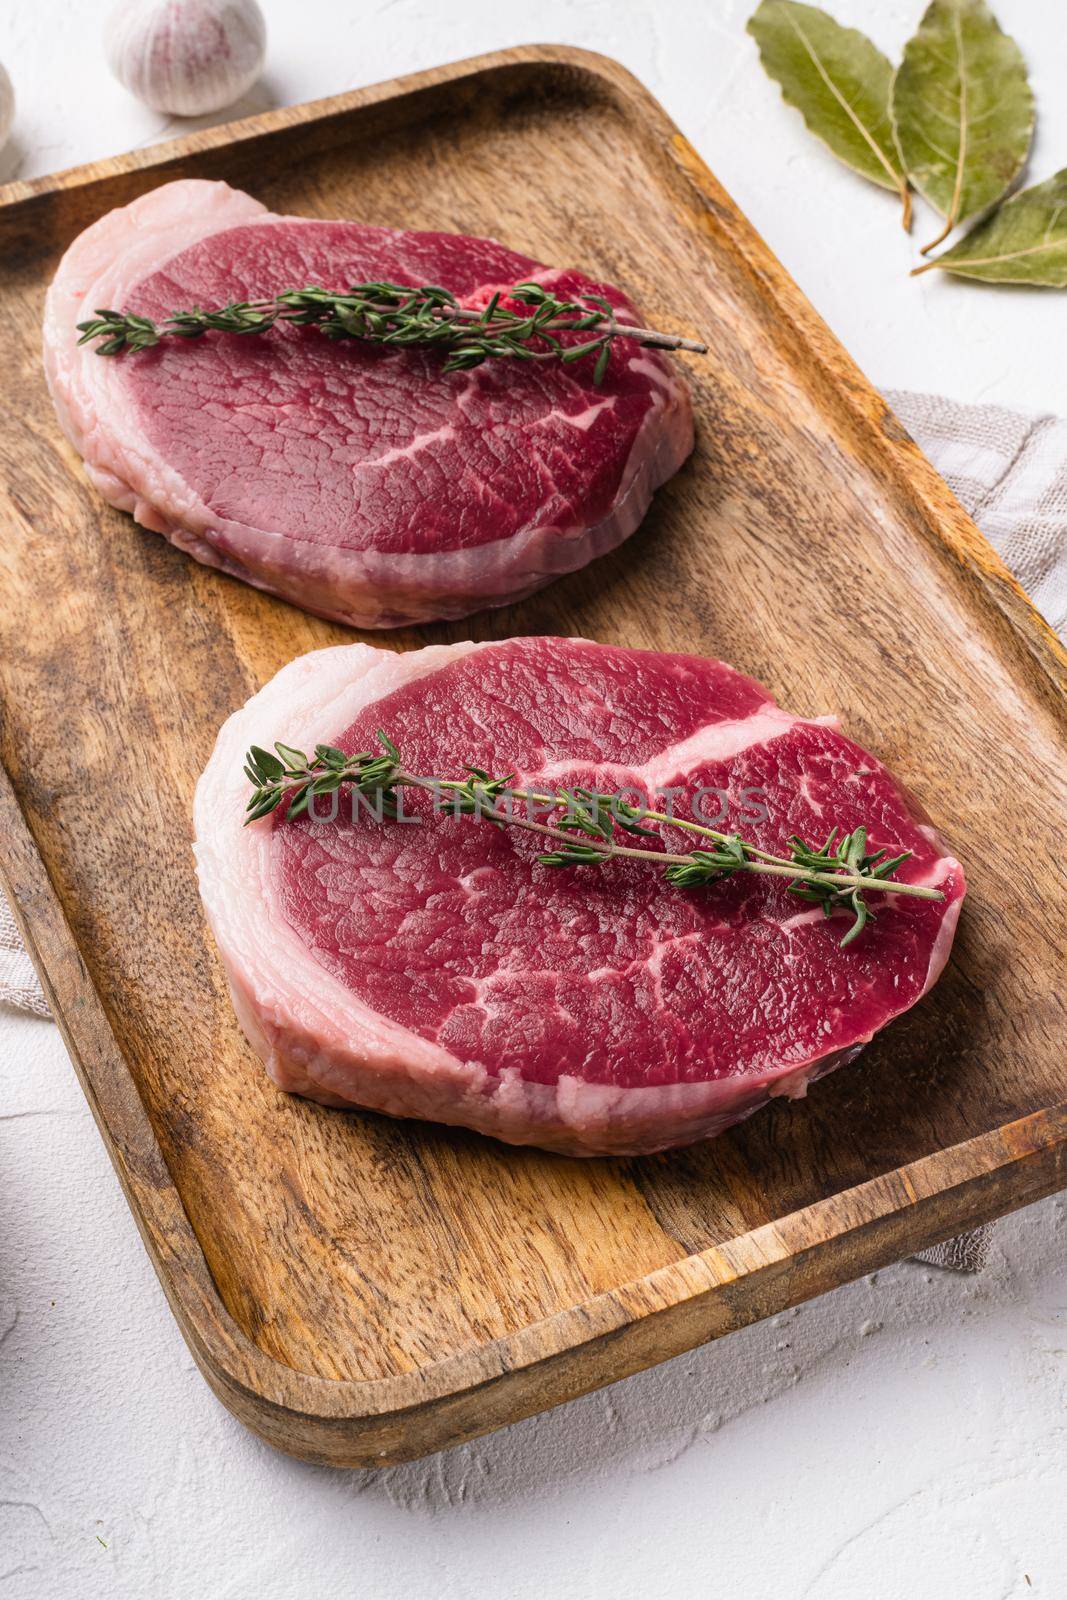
[1,47,1064,1468]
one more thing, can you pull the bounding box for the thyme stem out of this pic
[350,301,707,353]
[433,778,794,866]
[76,280,708,384]
[241,733,945,949]
[404,775,940,894]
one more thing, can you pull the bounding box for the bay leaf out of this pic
[748,0,911,227]
[892,0,1034,253]
[914,168,1067,285]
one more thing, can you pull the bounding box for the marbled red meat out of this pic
[194,637,965,1155]
[43,180,693,627]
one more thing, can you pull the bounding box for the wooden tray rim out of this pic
[2,42,1065,1456]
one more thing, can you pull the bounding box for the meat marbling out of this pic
[194,637,965,1157]
[43,180,693,628]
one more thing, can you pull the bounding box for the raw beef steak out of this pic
[194,637,965,1156]
[43,180,693,628]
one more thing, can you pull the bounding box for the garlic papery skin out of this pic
[105,0,267,118]
[0,62,14,154]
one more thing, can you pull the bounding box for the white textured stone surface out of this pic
[1,2,1065,1594]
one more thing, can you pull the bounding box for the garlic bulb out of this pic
[0,62,14,155]
[105,0,267,118]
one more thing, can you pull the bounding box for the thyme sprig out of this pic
[76,280,707,385]
[243,732,943,949]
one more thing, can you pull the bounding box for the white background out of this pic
[1,3,1065,1597]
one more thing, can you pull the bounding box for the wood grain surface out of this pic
[0,47,1064,1467]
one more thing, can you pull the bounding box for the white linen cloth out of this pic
[2,393,1063,1271]
[0,895,50,1017]
[887,392,1067,638]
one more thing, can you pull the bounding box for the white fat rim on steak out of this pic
[193,640,962,1154]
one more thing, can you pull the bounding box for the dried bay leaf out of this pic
[915,168,1067,284]
[748,0,911,227]
[892,0,1034,253]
